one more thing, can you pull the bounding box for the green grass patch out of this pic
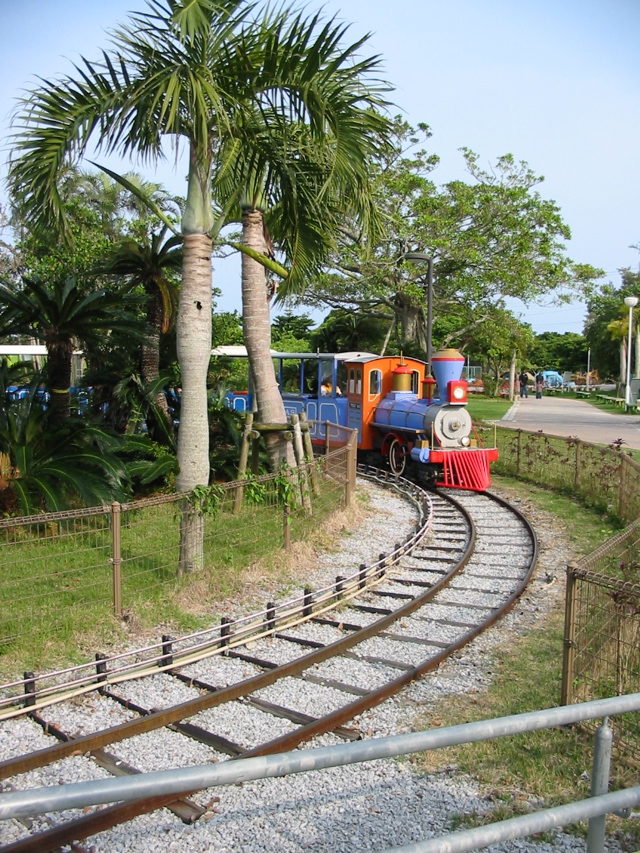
[564,389,639,417]
[466,397,512,422]
[410,476,640,849]
[0,473,347,679]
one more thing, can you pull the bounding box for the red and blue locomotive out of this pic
[223,347,498,491]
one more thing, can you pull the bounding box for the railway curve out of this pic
[0,470,539,852]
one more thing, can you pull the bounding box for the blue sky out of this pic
[1,0,639,334]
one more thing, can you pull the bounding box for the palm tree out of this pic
[78,172,179,241]
[0,275,144,423]
[8,0,391,570]
[9,0,390,488]
[97,227,182,437]
[217,103,390,466]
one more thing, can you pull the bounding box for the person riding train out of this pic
[320,379,341,396]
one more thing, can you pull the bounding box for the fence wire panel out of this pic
[288,461,348,544]
[492,427,640,524]
[0,437,353,651]
[203,476,287,571]
[0,509,111,647]
[569,523,640,760]
[119,498,182,601]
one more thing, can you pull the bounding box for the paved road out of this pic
[499,394,640,450]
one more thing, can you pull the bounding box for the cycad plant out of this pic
[0,275,145,423]
[0,371,128,515]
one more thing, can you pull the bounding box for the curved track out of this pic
[0,469,538,852]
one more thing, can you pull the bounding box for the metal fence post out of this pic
[110,501,122,618]
[574,439,581,492]
[561,562,577,706]
[516,429,523,477]
[587,717,613,853]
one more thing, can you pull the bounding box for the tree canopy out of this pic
[293,118,602,358]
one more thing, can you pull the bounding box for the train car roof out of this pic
[210,346,378,361]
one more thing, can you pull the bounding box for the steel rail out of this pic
[239,487,538,758]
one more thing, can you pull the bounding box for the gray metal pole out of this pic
[587,717,613,853]
[1,693,639,820]
[426,256,433,372]
[403,252,433,373]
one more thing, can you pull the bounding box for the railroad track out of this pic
[0,469,538,852]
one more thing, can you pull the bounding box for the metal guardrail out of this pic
[1,693,639,853]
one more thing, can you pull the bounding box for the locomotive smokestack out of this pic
[431,348,465,399]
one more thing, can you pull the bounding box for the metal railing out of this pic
[1,694,638,853]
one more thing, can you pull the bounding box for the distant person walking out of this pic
[518,370,529,399]
[535,371,544,399]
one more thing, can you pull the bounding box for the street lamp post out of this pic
[404,252,433,373]
[624,296,638,407]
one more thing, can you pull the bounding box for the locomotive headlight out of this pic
[461,436,470,446]
[447,380,468,404]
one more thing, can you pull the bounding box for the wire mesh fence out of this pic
[0,427,356,652]
[562,522,640,762]
[486,426,640,524]
[480,424,640,760]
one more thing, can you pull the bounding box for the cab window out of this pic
[369,369,382,397]
[349,368,355,394]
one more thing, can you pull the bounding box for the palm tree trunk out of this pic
[46,337,73,423]
[175,232,211,573]
[176,232,212,491]
[142,287,173,441]
[175,148,214,574]
[241,207,294,469]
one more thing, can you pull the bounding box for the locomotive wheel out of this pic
[387,437,407,476]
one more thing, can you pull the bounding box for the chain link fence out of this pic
[562,524,640,761]
[0,426,356,651]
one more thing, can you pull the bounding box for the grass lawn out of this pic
[466,396,512,422]
[0,475,345,678]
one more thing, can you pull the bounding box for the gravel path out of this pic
[0,480,623,852]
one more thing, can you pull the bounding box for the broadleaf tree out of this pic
[296,119,603,361]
